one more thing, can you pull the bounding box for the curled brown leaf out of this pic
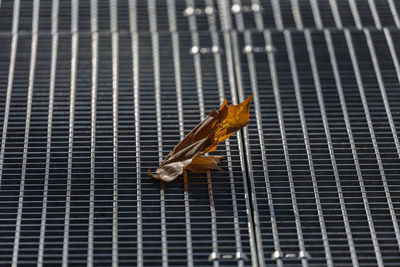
[148,94,253,182]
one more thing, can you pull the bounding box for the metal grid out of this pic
[1,0,400,267]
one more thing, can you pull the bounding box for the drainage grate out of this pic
[1,0,400,267]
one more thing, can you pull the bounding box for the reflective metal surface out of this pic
[1,0,400,266]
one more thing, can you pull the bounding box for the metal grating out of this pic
[1,0,400,267]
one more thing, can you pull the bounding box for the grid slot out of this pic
[37,0,53,32]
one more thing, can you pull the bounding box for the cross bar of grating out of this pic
[1,1,400,267]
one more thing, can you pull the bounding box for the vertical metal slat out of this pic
[148,2,168,266]
[37,0,58,265]
[367,0,382,29]
[207,169,219,267]
[309,0,323,29]
[251,0,265,32]
[231,0,245,31]
[109,1,119,265]
[290,0,304,30]
[328,0,343,29]
[87,0,98,266]
[0,0,20,188]
[11,0,40,266]
[347,0,362,29]
[383,28,400,90]
[62,1,78,266]
[271,0,283,30]
[128,0,143,265]
[387,0,400,28]
[185,0,205,115]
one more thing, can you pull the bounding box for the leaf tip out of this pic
[245,94,253,105]
[219,98,227,111]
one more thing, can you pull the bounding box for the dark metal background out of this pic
[1,0,400,266]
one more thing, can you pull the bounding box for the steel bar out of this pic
[62,1,78,266]
[147,1,169,267]
[37,0,58,266]
[11,1,39,266]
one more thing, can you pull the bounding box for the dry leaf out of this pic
[148,94,253,182]
[185,156,224,173]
